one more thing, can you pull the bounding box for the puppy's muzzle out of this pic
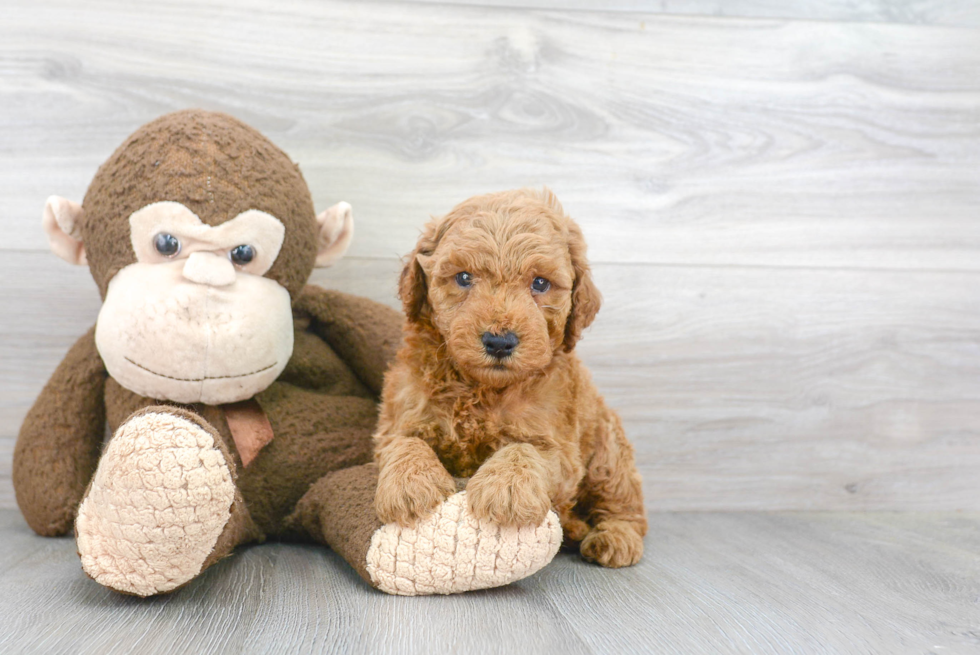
[482,331,519,359]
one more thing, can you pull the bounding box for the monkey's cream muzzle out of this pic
[94,202,293,405]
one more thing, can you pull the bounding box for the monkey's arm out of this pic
[295,285,403,396]
[13,326,107,536]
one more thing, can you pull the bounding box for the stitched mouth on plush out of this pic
[95,262,294,404]
[123,356,279,382]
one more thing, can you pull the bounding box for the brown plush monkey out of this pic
[14,110,559,597]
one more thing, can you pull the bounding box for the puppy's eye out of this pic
[230,244,255,266]
[531,277,551,294]
[153,233,180,257]
[455,271,473,288]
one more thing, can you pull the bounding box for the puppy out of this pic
[373,189,646,567]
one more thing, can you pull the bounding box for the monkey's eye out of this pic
[531,277,551,294]
[229,245,255,266]
[153,233,180,257]
[455,271,473,288]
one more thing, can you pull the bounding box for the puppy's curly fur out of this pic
[374,189,646,567]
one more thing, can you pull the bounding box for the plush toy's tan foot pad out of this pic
[366,491,562,596]
[75,411,236,596]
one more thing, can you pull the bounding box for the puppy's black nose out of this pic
[482,331,519,359]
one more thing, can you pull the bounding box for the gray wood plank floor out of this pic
[0,509,977,655]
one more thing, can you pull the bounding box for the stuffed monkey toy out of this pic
[13,110,560,597]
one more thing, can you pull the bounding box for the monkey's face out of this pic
[43,110,354,405]
[94,202,293,405]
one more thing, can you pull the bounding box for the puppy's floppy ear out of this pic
[563,219,602,352]
[398,251,428,325]
[399,220,440,325]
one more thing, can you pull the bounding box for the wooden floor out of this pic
[1,0,979,513]
[0,509,977,655]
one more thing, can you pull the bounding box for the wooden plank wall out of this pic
[1,0,977,511]
[394,0,980,26]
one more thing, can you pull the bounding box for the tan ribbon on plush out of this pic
[222,399,274,467]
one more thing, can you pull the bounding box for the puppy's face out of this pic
[403,190,600,388]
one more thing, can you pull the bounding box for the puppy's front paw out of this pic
[375,462,456,527]
[580,520,644,568]
[467,452,551,528]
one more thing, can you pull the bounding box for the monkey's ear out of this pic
[314,201,354,268]
[42,196,87,266]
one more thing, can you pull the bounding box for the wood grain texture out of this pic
[1,0,978,513]
[1,1,979,271]
[0,509,977,655]
[385,0,980,27]
[2,254,977,511]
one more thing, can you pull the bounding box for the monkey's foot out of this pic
[366,491,563,596]
[75,409,237,596]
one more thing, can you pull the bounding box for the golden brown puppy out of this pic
[373,188,646,567]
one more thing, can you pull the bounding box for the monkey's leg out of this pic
[288,463,563,596]
[14,327,106,536]
[75,406,261,596]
